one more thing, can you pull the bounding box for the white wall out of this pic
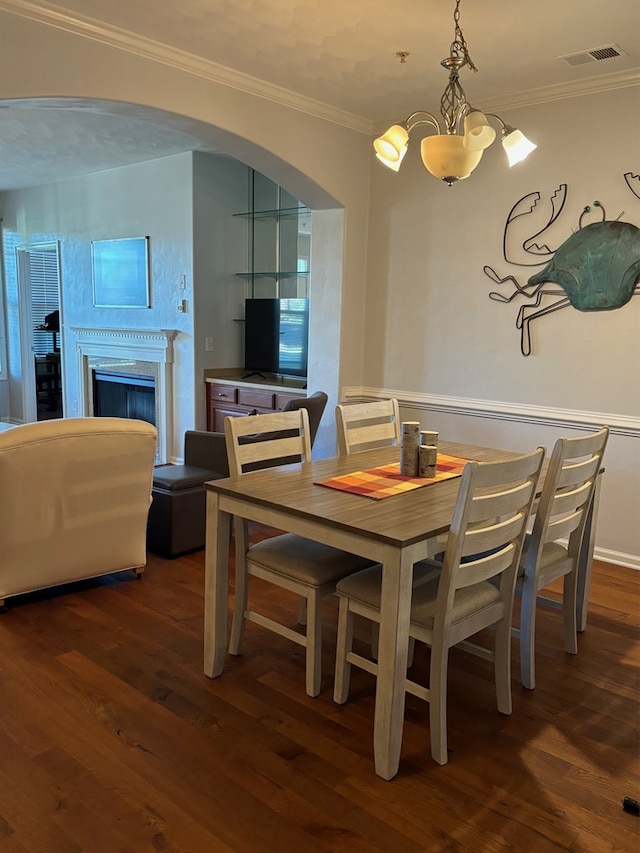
[362,87,640,565]
[192,153,250,429]
[0,153,196,455]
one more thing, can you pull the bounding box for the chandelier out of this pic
[374,0,537,185]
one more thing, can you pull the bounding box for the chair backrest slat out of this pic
[225,409,312,477]
[469,481,536,521]
[335,399,401,455]
[557,454,600,488]
[462,512,528,559]
[456,543,518,589]
[545,511,583,544]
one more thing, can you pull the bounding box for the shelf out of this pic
[235,170,311,299]
[233,206,310,221]
[235,271,310,279]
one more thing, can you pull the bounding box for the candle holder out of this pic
[400,421,420,476]
[419,444,438,478]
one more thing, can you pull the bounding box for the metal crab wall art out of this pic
[484,173,640,355]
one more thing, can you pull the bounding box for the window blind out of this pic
[27,247,60,357]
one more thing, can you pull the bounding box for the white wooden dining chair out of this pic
[335,398,401,455]
[516,426,609,689]
[333,447,544,765]
[224,408,372,697]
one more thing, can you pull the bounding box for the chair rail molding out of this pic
[342,387,640,438]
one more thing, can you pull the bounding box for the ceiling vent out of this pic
[558,44,627,66]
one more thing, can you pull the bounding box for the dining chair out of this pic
[516,426,609,690]
[224,407,372,697]
[335,398,401,455]
[333,447,544,765]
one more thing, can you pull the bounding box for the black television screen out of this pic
[244,297,309,378]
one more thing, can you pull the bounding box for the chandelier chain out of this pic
[452,0,477,73]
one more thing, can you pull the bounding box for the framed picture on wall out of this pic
[92,236,150,308]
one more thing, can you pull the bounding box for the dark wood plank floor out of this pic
[0,529,638,852]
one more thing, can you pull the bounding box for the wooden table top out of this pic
[205,440,523,548]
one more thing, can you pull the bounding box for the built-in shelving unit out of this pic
[234,171,311,299]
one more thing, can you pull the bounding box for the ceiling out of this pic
[0,0,638,191]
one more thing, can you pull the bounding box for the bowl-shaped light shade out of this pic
[462,111,496,151]
[502,128,537,166]
[420,135,483,182]
[376,143,407,171]
[373,125,409,163]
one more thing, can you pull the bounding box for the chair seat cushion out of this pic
[152,464,222,491]
[248,533,372,587]
[336,562,501,628]
[518,538,568,577]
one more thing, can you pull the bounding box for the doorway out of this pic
[16,242,63,421]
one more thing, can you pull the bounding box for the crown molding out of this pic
[371,67,640,134]
[480,68,640,113]
[0,0,371,134]
[3,1,638,141]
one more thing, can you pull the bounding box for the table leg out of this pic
[204,490,231,677]
[373,545,413,781]
[577,472,602,633]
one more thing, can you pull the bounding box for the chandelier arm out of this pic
[483,113,512,133]
[452,102,471,134]
[405,112,441,134]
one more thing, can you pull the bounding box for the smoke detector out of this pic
[558,44,627,66]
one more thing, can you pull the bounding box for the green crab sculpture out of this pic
[484,176,640,355]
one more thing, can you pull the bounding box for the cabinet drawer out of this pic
[208,383,237,404]
[237,388,275,409]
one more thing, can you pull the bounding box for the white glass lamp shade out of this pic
[420,134,483,183]
[373,125,409,163]
[376,143,407,171]
[502,128,537,166]
[462,111,496,151]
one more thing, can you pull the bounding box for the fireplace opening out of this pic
[92,370,156,426]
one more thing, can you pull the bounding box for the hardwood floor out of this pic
[0,529,637,852]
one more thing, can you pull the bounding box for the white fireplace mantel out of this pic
[70,326,179,463]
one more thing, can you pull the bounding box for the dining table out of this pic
[203,439,601,781]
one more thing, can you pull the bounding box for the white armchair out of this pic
[0,417,157,607]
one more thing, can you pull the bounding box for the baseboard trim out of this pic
[342,387,640,438]
[593,547,640,571]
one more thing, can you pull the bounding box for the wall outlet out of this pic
[179,274,187,290]
[205,336,214,352]
[71,400,78,413]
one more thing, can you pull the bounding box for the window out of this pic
[0,223,12,380]
[17,243,61,356]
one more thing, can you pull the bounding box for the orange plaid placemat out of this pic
[316,454,474,500]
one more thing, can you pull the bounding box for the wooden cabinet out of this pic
[206,382,303,432]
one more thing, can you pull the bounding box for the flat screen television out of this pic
[244,297,309,379]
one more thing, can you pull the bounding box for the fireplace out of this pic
[71,326,178,464]
[93,371,156,425]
